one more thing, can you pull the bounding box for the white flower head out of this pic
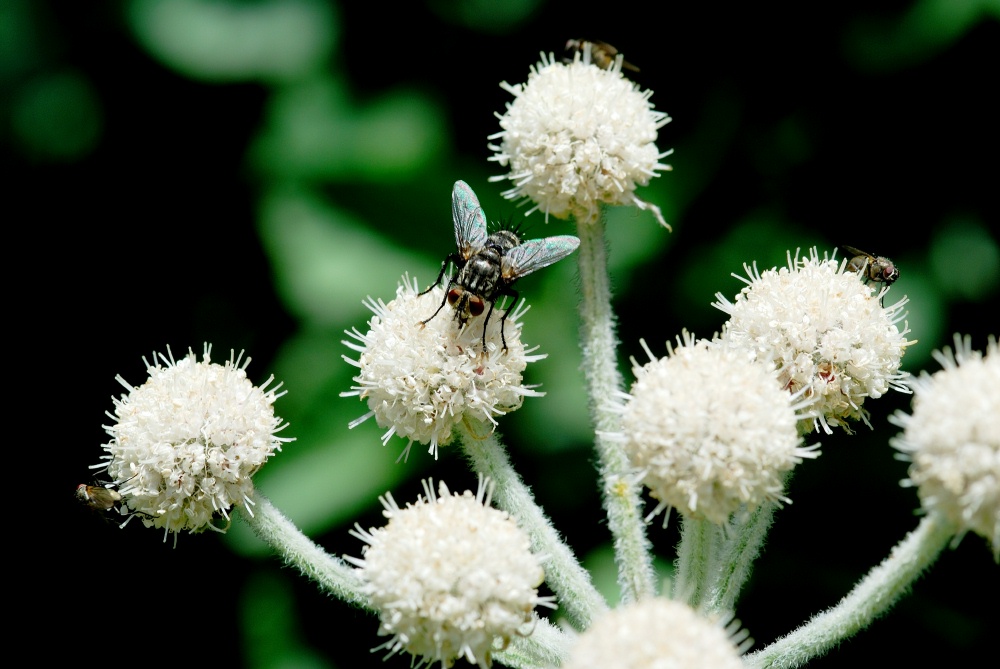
[607,333,818,525]
[890,335,1000,560]
[488,48,672,227]
[342,276,545,460]
[347,477,553,669]
[94,345,291,542]
[714,247,913,434]
[561,598,749,669]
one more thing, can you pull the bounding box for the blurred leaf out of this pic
[10,69,102,160]
[893,261,947,371]
[844,0,999,71]
[228,409,417,555]
[678,215,826,333]
[257,184,437,326]
[0,0,43,82]
[241,570,332,669]
[429,0,541,33]
[604,205,673,282]
[511,260,591,452]
[229,318,432,555]
[267,327,350,423]
[251,74,447,180]
[129,0,337,82]
[929,217,1000,302]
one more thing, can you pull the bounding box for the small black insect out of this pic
[565,39,639,72]
[419,181,580,352]
[76,482,123,512]
[841,245,899,287]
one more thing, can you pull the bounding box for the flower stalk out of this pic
[673,516,722,609]
[575,210,657,602]
[743,515,954,669]
[458,419,608,629]
[701,498,781,615]
[238,489,369,609]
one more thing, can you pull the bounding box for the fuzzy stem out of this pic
[494,617,572,669]
[702,499,779,615]
[574,210,657,602]
[673,515,722,609]
[238,489,369,609]
[743,515,954,669]
[458,421,607,629]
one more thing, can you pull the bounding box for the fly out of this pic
[841,245,899,287]
[419,180,580,352]
[76,482,123,512]
[565,39,639,72]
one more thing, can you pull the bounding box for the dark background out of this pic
[11,1,997,666]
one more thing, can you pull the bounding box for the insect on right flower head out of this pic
[841,244,899,287]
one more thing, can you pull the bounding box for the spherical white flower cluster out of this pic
[714,248,913,434]
[488,49,672,227]
[342,276,545,459]
[610,333,818,524]
[347,478,552,669]
[890,335,1000,559]
[97,345,291,539]
[561,598,748,669]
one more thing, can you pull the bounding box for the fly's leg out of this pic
[494,288,519,353]
[418,253,461,327]
[420,278,455,327]
[418,253,460,296]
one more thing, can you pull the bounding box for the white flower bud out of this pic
[96,345,291,541]
[488,49,672,227]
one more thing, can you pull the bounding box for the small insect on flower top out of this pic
[420,181,580,352]
[565,38,639,72]
[841,245,899,287]
[76,483,123,512]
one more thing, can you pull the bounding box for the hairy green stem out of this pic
[494,617,572,669]
[743,515,954,669]
[458,421,607,629]
[574,211,656,602]
[238,489,369,609]
[674,515,722,609]
[702,500,779,615]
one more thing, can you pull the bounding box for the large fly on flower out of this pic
[419,181,580,352]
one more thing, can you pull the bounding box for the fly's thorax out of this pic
[486,229,522,255]
[459,254,503,296]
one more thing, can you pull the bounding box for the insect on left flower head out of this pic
[91,345,292,544]
[419,180,579,353]
[76,482,123,513]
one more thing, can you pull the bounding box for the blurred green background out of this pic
[19,0,996,666]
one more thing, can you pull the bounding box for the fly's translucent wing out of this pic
[841,245,874,261]
[452,180,488,258]
[502,235,580,279]
[566,39,639,72]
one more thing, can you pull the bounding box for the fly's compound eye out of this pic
[468,296,485,317]
[884,267,899,284]
[447,287,464,307]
